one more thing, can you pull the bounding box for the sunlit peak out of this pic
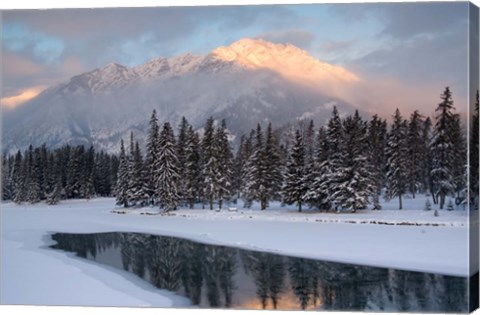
[211,38,360,85]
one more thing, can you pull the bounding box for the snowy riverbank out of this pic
[1,197,470,308]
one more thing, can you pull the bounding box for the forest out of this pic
[2,87,479,211]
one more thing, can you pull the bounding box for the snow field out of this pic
[1,197,471,309]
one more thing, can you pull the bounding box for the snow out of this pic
[1,196,471,309]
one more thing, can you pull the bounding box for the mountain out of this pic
[2,38,361,154]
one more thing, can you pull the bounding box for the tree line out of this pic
[2,87,476,211]
[114,86,470,211]
[2,144,119,204]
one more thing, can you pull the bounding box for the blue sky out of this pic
[1,2,473,112]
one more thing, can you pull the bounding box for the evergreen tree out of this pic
[240,130,255,208]
[116,139,129,207]
[422,117,435,201]
[322,106,347,211]
[283,130,307,212]
[332,111,374,212]
[304,127,331,210]
[65,146,85,199]
[177,117,190,206]
[202,117,218,210]
[128,141,147,206]
[83,146,95,199]
[407,110,425,198]
[214,120,233,209]
[156,122,180,211]
[471,91,479,209]
[263,123,283,206]
[243,124,266,209]
[430,87,457,209]
[385,109,409,209]
[184,126,201,209]
[450,113,466,198]
[232,135,245,203]
[26,145,42,203]
[12,150,26,203]
[145,109,160,205]
[46,155,63,205]
[242,123,282,210]
[301,121,316,209]
[367,115,387,209]
[2,155,12,200]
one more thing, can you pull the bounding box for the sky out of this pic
[0,1,475,114]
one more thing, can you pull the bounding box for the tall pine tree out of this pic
[283,130,307,212]
[156,122,180,211]
[145,109,160,205]
[430,87,457,209]
[407,110,426,198]
[116,139,129,207]
[367,115,387,209]
[471,91,479,209]
[385,109,409,210]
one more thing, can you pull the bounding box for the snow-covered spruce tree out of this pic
[367,115,387,210]
[302,120,316,208]
[156,122,180,211]
[184,126,201,209]
[430,87,457,209]
[115,139,129,207]
[82,146,96,199]
[127,140,148,206]
[12,150,27,203]
[449,113,467,199]
[243,124,265,209]
[407,110,426,198]
[177,117,190,206]
[471,91,479,209]
[46,154,63,205]
[304,127,329,210]
[240,129,255,208]
[422,117,435,200]
[243,123,282,210]
[2,154,12,201]
[232,135,245,203]
[145,109,160,205]
[321,106,347,211]
[214,120,233,209]
[283,130,307,212]
[263,123,283,207]
[65,146,86,199]
[94,151,113,197]
[332,110,374,212]
[385,109,409,210]
[26,145,42,203]
[202,117,218,210]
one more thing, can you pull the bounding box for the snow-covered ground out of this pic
[1,197,471,309]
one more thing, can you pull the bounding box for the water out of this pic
[50,232,468,312]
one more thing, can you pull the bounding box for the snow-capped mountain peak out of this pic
[3,38,360,154]
[211,38,359,85]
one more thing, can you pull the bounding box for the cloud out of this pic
[3,22,65,64]
[321,40,355,53]
[377,2,468,39]
[1,86,47,108]
[256,29,314,49]
[2,52,87,95]
[329,2,468,39]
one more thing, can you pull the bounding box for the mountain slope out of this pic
[2,39,360,154]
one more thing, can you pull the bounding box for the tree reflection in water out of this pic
[51,232,468,312]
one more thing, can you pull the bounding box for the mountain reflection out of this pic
[50,232,468,312]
